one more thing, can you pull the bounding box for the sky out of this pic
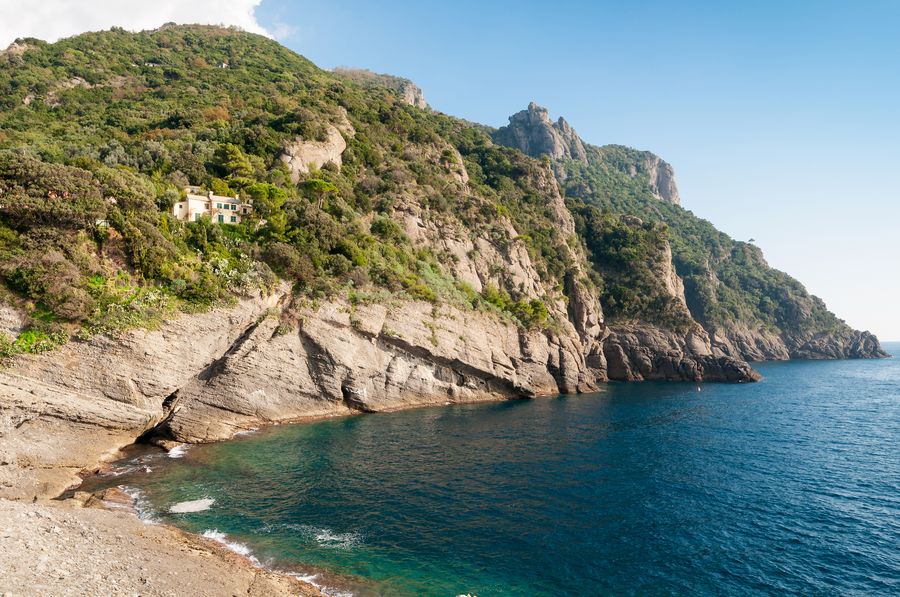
[2,1,898,339]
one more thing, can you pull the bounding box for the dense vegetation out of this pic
[0,25,570,353]
[561,145,845,336]
[0,24,850,358]
[571,206,694,332]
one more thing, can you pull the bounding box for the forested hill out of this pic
[0,25,885,370]
[492,103,887,360]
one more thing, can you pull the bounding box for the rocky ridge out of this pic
[492,103,886,361]
[333,67,428,109]
[493,102,588,163]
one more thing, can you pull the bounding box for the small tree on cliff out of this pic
[303,178,338,209]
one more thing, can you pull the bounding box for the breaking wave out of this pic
[166,444,190,458]
[117,485,158,524]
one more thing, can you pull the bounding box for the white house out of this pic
[171,186,253,224]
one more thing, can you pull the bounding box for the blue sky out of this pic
[251,0,900,340]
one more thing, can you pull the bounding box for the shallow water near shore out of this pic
[90,345,900,596]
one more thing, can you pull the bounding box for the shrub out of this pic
[370,215,405,242]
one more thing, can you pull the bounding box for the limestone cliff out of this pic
[0,153,757,490]
[0,148,759,498]
[279,110,355,183]
[0,289,286,499]
[642,154,680,205]
[493,102,588,163]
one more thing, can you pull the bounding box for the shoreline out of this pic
[2,353,894,595]
[0,494,326,596]
[0,411,372,596]
[3,395,527,596]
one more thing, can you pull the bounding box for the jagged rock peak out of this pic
[333,67,428,109]
[493,102,587,163]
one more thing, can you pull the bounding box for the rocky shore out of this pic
[0,283,886,595]
[0,284,748,595]
[0,495,323,596]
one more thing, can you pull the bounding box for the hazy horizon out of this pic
[3,0,898,340]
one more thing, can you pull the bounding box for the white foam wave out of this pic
[117,485,158,524]
[313,528,361,549]
[169,498,215,513]
[204,527,356,596]
[287,572,356,597]
[103,465,137,477]
[167,444,189,458]
[201,529,261,565]
[233,427,259,437]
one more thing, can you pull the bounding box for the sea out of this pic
[85,342,900,596]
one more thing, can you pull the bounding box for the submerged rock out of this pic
[169,498,215,514]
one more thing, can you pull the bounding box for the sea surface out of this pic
[93,344,900,596]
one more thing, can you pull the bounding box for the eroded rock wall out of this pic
[0,288,284,499]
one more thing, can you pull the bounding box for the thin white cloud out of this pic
[0,0,270,47]
[269,21,298,41]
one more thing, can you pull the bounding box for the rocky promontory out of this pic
[493,102,588,163]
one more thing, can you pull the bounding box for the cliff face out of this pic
[0,156,757,489]
[643,154,680,205]
[492,103,885,363]
[0,278,757,499]
[711,324,889,362]
[0,289,285,499]
[493,102,588,163]
[0,152,758,493]
[279,117,353,182]
[494,103,681,205]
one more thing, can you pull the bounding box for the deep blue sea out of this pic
[96,344,900,596]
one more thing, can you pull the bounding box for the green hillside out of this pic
[561,146,845,338]
[0,25,878,362]
[0,26,581,355]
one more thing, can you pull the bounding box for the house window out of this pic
[216,203,222,209]
[230,216,237,223]
[218,214,224,223]
[194,213,200,221]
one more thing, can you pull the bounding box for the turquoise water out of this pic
[99,345,900,596]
